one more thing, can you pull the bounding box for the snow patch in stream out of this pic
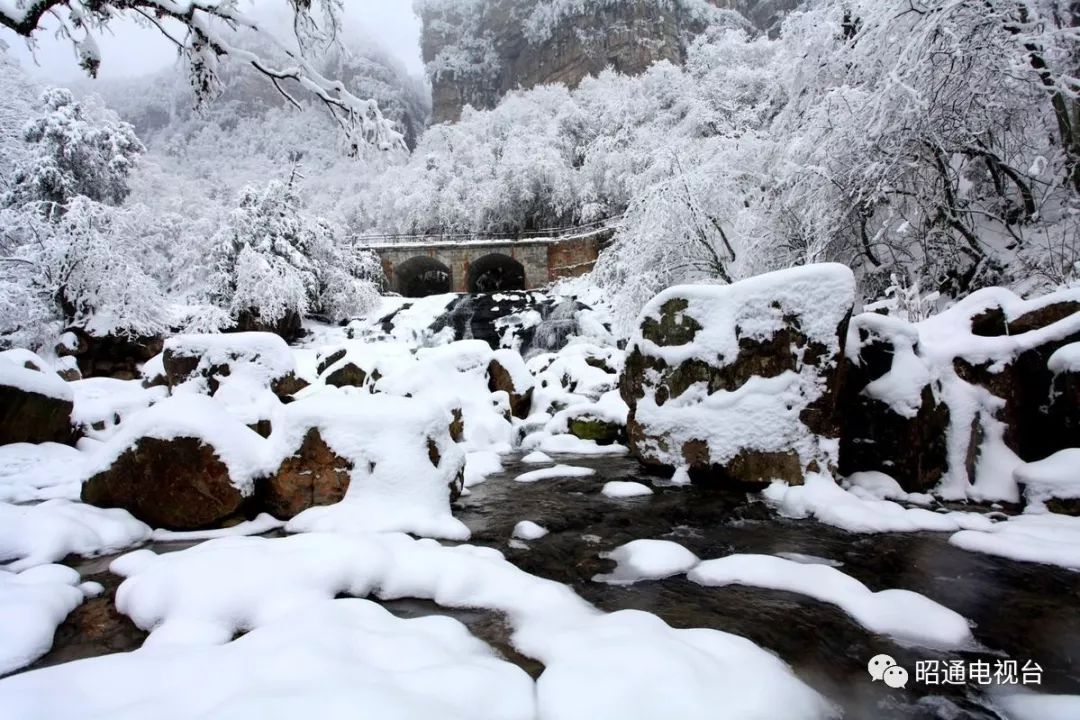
[689,554,973,649]
[593,540,700,585]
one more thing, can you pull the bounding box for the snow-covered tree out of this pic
[3,88,143,208]
[772,0,1080,294]
[207,177,379,335]
[0,0,404,151]
[0,198,169,349]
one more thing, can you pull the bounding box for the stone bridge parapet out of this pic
[369,229,610,297]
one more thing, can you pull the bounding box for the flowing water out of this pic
[26,453,1080,719]
[450,453,1080,720]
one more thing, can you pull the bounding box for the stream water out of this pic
[28,452,1080,719]
[449,453,1080,720]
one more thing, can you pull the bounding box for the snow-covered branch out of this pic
[0,0,405,151]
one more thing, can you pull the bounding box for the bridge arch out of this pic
[467,253,526,293]
[394,255,452,297]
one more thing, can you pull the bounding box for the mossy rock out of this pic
[568,416,624,445]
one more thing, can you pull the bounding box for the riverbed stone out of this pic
[82,437,244,529]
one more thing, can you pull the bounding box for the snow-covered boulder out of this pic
[162,332,307,400]
[487,349,534,419]
[261,393,465,521]
[55,327,163,381]
[274,395,468,539]
[838,313,949,492]
[81,395,269,529]
[375,340,515,452]
[546,390,628,445]
[0,351,74,446]
[314,341,414,390]
[621,264,855,485]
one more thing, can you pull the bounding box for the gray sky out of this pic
[2,1,425,81]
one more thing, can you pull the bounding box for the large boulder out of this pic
[162,332,307,400]
[374,341,515,452]
[950,291,1080,461]
[621,264,855,485]
[0,351,74,446]
[266,393,467,538]
[81,395,268,529]
[838,314,950,492]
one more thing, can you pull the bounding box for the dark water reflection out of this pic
[451,453,1080,720]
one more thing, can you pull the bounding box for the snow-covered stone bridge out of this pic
[367,228,610,297]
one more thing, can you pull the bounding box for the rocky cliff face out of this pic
[419,0,795,124]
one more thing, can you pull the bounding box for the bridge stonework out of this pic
[371,230,608,296]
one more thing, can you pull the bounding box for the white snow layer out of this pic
[512,520,549,541]
[0,564,87,675]
[0,352,73,401]
[593,539,700,584]
[601,481,654,498]
[949,512,1080,571]
[514,464,596,483]
[0,443,85,502]
[0,532,833,720]
[1048,342,1080,374]
[995,692,1080,720]
[0,500,150,572]
[764,474,993,534]
[1014,449,1080,508]
[689,554,973,648]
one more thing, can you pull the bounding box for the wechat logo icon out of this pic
[868,654,909,689]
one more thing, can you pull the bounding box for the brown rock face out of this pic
[0,383,73,446]
[259,429,351,519]
[487,358,532,419]
[82,437,244,529]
